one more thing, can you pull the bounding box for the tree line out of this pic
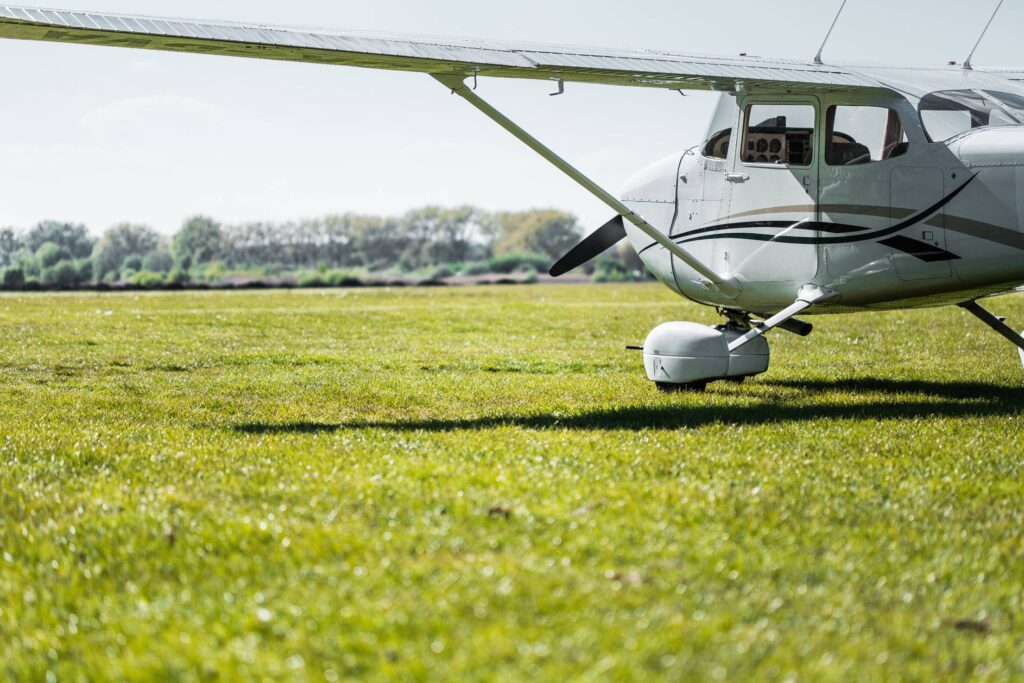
[0,207,645,291]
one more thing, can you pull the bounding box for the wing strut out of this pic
[432,74,739,297]
[728,285,836,352]
[958,301,1024,365]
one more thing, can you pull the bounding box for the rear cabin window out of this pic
[742,104,815,166]
[983,90,1024,120]
[919,90,1019,142]
[826,105,909,165]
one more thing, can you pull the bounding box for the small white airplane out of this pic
[3,4,1024,390]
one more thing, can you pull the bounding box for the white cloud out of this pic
[81,94,223,130]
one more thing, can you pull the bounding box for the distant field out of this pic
[1,284,1023,681]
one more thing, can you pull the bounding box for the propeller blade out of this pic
[549,215,627,277]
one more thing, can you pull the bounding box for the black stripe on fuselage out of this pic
[637,220,865,255]
[878,235,960,262]
[687,220,865,239]
[636,174,977,255]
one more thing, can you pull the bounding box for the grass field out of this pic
[1,283,1023,681]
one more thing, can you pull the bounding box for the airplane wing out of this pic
[982,69,1024,84]
[0,5,882,93]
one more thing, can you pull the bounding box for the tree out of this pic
[36,242,72,269]
[172,216,224,269]
[348,216,402,270]
[493,210,582,261]
[321,215,354,266]
[2,267,24,290]
[142,249,174,273]
[121,254,144,276]
[617,241,651,279]
[402,206,489,268]
[130,270,165,288]
[12,248,39,278]
[41,259,79,288]
[0,229,20,268]
[92,223,160,282]
[75,258,93,284]
[25,221,94,259]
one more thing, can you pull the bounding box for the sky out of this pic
[0,0,1022,235]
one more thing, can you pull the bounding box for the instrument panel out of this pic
[743,131,813,165]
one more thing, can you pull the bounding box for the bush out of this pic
[461,261,491,276]
[297,271,327,288]
[130,270,165,288]
[487,253,550,274]
[198,260,228,283]
[167,268,191,286]
[326,269,365,287]
[431,265,455,280]
[297,269,365,288]
[2,267,25,290]
[591,258,636,283]
[41,259,79,288]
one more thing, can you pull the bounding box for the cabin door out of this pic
[888,167,952,280]
[723,98,820,284]
[820,103,909,277]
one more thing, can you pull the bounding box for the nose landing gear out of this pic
[643,318,770,392]
[642,288,829,392]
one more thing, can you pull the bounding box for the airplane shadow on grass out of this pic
[232,378,1024,434]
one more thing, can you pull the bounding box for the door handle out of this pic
[725,173,750,183]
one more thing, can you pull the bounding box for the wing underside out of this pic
[0,5,883,93]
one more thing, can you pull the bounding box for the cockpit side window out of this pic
[919,90,1020,142]
[825,105,909,165]
[702,128,731,159]
[741,104,815,166]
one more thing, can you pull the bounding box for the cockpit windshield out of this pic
[919,89,1021,142]
[701,94,738,159]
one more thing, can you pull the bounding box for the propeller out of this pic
[549,215,627,277]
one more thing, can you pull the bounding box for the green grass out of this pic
[1,283,1023,681]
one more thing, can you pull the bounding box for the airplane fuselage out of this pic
[622,90,1024,315]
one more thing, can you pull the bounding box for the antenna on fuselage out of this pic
[963,0,1005,70]
[813,0,849,65]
